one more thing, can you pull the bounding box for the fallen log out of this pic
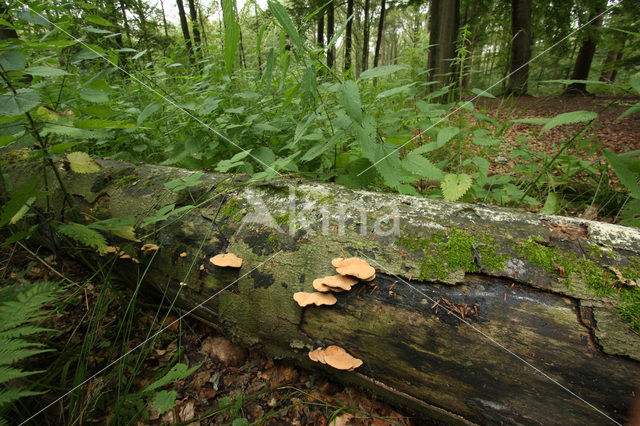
[5,157,640,424]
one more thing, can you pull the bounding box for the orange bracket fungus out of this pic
[331,257,376,281]
[313,275,358,292]
[141,243,159,253]
[308,345,363,371]
[293,292,337,307]
[210,253,243,268]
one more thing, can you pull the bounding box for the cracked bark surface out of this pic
[6,158,640,425]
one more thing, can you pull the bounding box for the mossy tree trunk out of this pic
[6,158,640,424]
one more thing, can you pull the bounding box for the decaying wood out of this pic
[5,158,640,424]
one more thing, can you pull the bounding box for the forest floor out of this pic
[0,243,413,425]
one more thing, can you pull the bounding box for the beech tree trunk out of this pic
[566,1,605,95]
[175,0,195,64]
[9,159,640,425]
[427,0,440,85]
[317,9,324,48]
[344,0,354,73]
[327,1,335,69]
[599,49,622,82]
[506,0,531,95]
[361,0,371,72]
[428,0,459,90]
[373,0,386,68]
[187,0,202,53]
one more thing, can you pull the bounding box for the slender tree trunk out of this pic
[373,0,386,68]
[361,0,370,72]
[176,0,195,64]
[506,0,531,95]
[599,49,622,82]
[344,0,354,73]
[255,2,262,76]
[317,9,324,47]
[433,0,459,88]
[427,0,440,84]
[159,0,169,38]
[199,6,208,47]
[327,1,335,68]
[187,0,202,54]
[566,1,606,95]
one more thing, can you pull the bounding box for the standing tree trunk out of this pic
[373,0,386,68]
[427,0,440,85]
[176,0,195,64]
[317,9,324,48]
[507,0,532,95]
[361,0,371,72]
[429,0,459,89]
[566,1,605,95]
[187,0,202,54]
[327,0,335,68]
[344,0,354,73]
[599,49,622,82]
[159,0,169,38]
[199,6,208,47]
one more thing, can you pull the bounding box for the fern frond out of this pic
[57,222,108,253]
[540,110,598,134]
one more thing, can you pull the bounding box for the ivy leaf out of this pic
[151,390,177,415]
[441,173,473,201]
[540,111,597,134]
[66,152,102,174]
[0,89,41,117]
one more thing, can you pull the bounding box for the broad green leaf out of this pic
[541,192,559,215]
[540,111,597,134]
[0,134,15,147]
[152,390,178,415]
[359,64,407,80]
[604,149,640,199]
[144,363,200,393]
[0,51,26,71]
[85,14,113,27]
[0,178,40,228]
[197,97,220,115]
[618,101,640,120]
[470,88,496,98]
[630,77,640,95]
[437,126,459,146]
[403,153,443,181]
[70,47,104,62]
[137,102,161,126]
[9,197,35,225]
[472,136,501,146]
[337,81,362,124]
[15,9,51,27]
[471,156,490,177]
[441,173,473,201]
[131,49,147,60]
[0,89,41,117]
[79,87,109,103]
[376,82,416,99]
[268,1,303,52]
[74,119,134,129]
[67,152,102,174]
[222,0,240,76]
[24,66,70,77]
[215,150,252,172]
[164,172,204,191]
[89,216,138,241]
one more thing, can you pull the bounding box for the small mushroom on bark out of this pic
[293,292,337,307]
[308,345,363,371]
[210,253,243,268]
[141,243,159,253]
[332,257,376,281]
[313,275,358,292]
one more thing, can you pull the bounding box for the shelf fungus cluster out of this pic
[209,252,243,268]
[293,256,374,372]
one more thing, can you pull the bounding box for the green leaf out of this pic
[511,117,550,125]
[337,81,362,124]
[232,419,249,426]
[0,178,40,228]
[472,136,501,146]
[470,88,495,98]
[79,87,109,103]
[540,111,597,134]
[24,66,70,77]
[441,173,473,201]
[0,51,26,71]
[541,192,559,215]
[222,0,240,76]
[628,77,640,94]
[67,152,102,173]
[403,153,443,181]
[74,119,134,129]
[604,149,640,199]
[618,101,640,120]
[437,126,460,146]
[164,171,204,191]
[144,363,200,393]
[57,222,108,253]
[215,150,252,172]
[471,156,490,177]
[88,216,137,241]
[85,14,113,27]
[268,0,304,52]
[376,82,416,99]
[358,64,407,80]
[0,88,41,117]
[152,390,178,415]
[137,102,161,126]
[620,199,640,227]
[196,97,220,115]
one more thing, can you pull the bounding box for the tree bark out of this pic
[566,1,606,95]
[10,158,640,425]
[506,0,531,95]
[187,0,202,53]
[175,0,195,64]
[317,8,324,48]
[159,0,169,38]
[373,0,386,68]
[435,0,459,87]
[599,49,622,83]
[344,0,354,73]
[327,0,335,68]
[427,0,440,85]
[361,0,371,72]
